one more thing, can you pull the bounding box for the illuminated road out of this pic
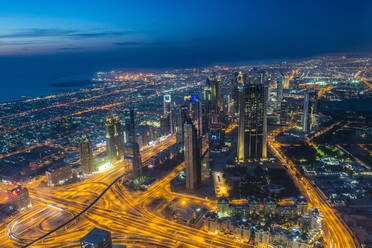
[1,131,248,248]
[268,126,360,248]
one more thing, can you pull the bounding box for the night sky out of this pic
[0,0,371,100]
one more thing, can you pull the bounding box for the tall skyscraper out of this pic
[206,76,221,123]
[124,142,142,178]
[113,115,124,158]
[80,136,94,173]
[123,109,142,177]
[175,105,190,144]
[80,228,112,248]
[160,114,171,136]
[237,73,268,163]
[105,117,119,162]
[302,90,317,132]
[163,94,171,115]
[184,121,201,191]
[280,99,289,125]
[123,109,136,144]
[105,116,124,162]
[277,79,283,102]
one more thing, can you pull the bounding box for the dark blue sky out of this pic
[0,0,371,88]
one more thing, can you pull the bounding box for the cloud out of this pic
[0,28,136,39]
[114,41,143,46]
[114,41,170,47]
[59,47,83,50]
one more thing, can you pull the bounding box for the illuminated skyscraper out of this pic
[80,228,112,248]
[105,116,124,162]
[123,109,142,177]
[160,114,171,136]
[105,117,119,162]
[184,121,201,191]
[123,109,136,144]
[163,94,171,115]
[302,90,317,132]
[113,115,124,157]
[80,136,94,173]
[175,105,190,144]
[277,79,283,102]
[124,142,142,178]
[237,73,268,163]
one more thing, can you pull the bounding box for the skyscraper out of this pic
[105,116,124,162]
[302,90,317,132]
[160,114,171,136]
[124,142,142,178]
[237,73,268,163]
[105,117,119,162]
[123,109,136,144]
[163,94,171,115]
[113,115,124,158]
[277,79,283,102]
[175,105,190,144]
[80,136,94,173]
[184,121,201,191]
[80,228,112,248]
[123,109,142,177]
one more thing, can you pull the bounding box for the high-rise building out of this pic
[280,99,289,125]
[302,90,317,132]
[123,109,136,144]
[80,136,94,173]
[80,228,112,248]
[163,94,171,115]
[206,76,220,113]
[237,73,268,163]
[160,114,171,136]
[113,115,125,158]
[124,142,142,178]
[105,117,116,162]
[175,105,190,144]
[122,109,142,177]
[184,121,201,191]
[277,79,283,102]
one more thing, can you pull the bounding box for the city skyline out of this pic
[0,0,372,102]
[0,1,371,248]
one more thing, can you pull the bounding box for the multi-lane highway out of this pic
[268,126,360,248]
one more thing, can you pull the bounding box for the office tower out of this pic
[280,99,289,125]
[237,74,268,163]
[105,117,116,162]
[277,79,283,102]
[123,109,136,144]
[302,90,317,132]
[184,121,201,191]
[124,142,142,178]
[169,106,178,134]
[80,136,94,173]
[187,96,204,137]
[122,109,142,177]
[113,115,124,158]
[105,116,124,162]
[163,94,171,115]
[206,76,220,112]
[160,114,170,136]
[175,105,190,144]
[80,228,112,248]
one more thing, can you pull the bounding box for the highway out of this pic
[268,126,360,248]
[0,131,248,248]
